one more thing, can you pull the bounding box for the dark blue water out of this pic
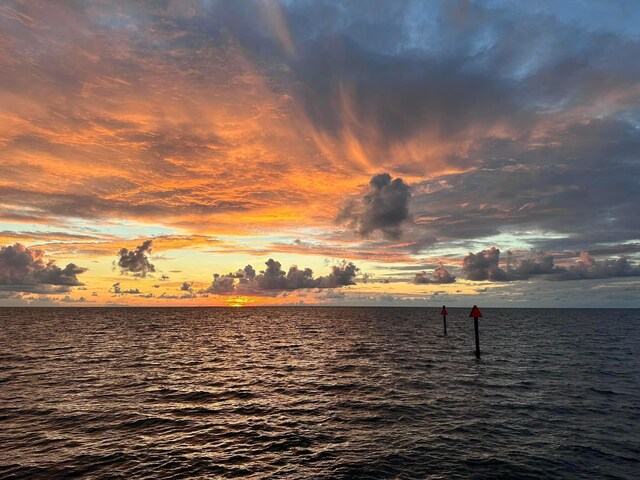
[0,307,639,479]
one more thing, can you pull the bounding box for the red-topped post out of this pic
[469,305,482,358]
[440,305,448,335]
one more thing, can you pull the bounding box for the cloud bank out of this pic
[462,247,640,282]
[548,252,640,281]
[203,258,359,295]
[0,243,87,294]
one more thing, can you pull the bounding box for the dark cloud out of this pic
[178,281,198,298]
[318,261,360,288]
[257,258,307,290]
[414,264,456,284]
[0,243,87,293]
[407,114,640,254]
[505,251,560,280]
[255,258,358,290]
[463,247,563,281]
[203,258,359,294]
[290,34,523,170]
[216,265,257,285]
[337,173,411,239]
[462,247,640,282]
[116,240,156,277]
[242,264,256,280]
[549,252,640,281]
[254,258,358,290]
[462,247,508,281]
[581,243,640,257]
[204,274,236,294]
[110,283,141,295]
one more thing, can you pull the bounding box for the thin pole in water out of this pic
[469,305,482,358]
[440,305,448,335]
[474,317,480,358]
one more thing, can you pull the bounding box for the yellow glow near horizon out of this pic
[225,296,252,308]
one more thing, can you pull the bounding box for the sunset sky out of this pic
[1,0,639,307]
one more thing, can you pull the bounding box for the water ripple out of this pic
[0,307,639,479]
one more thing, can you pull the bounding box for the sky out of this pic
[1,0,639,307]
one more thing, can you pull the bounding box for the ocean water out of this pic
[0,307,639,479]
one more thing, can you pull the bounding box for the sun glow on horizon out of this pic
[225,296,253,308]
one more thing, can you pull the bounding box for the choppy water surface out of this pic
[0,307,639,479]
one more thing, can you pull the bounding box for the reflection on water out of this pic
[0,307,639,478]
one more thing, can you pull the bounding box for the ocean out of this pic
[0,307,638,479]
